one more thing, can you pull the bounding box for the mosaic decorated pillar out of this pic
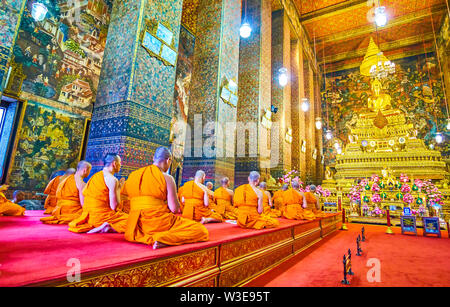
[314,74,324,184]
[270,9,292,179]
[307,65,316,183]
[181,0,241,186]
[290,40,308,182]
[234,0,272,187]
[0,0,27,96]
[85,0,184,176]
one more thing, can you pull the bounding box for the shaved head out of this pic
[103,154,120,166]
[77,160,91,171]
[195,170,206,180]
[309,185,316,192]
[292,181,300,189]
[249,171,260,183]
[206,182,213,189]
[259,181,267,189]
[65,168,76,175]
[281,184,289,191]
[221,177,229,185]
[153,146,172,163]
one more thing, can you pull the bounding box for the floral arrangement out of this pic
[371,183,380,192]
[422,180,443,206]
[403,193,414,204]
[279,170,302,187]
[400,184,411,193]
[371,174,380,183]
[399,173,409,183]
[371,193,381,203]
[371,206,385,216]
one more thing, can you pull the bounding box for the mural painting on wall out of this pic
[9,103,85,191]
[170,25,195,181]
[12,0,113,111]
[0,0,23,47]
[321,53,449,166]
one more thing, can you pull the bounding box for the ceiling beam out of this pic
[315,4,446,44]
[300,0,369,23]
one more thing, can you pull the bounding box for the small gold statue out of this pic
[368,78,392,112]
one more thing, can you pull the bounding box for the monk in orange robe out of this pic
[179,170,223,224]
[124,147,209,249]
[283,180,314,220]
[304,185,327,218]
[234,171,279,229]
[259,182,282,218]
[272,184,288,214]
[213,177,238,220]
[0,185,25,216]
[205,182,218,212]
[69,155,129,233]
[43,169,74,214]
[40,162,91,225]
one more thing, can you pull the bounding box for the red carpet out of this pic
[245,223,450,287]
[0,210,315,287]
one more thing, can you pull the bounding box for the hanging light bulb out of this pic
[240,22,252,38]
[301,98,310,112]
[31,2,48,22]
[278,67,288,87]
[325,130,333,140]
[315,118,322,130]
[374,6,387,27]
[435,132,444,144]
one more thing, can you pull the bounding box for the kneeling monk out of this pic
[68,155,129,233]
[213,177,238,220]
[305,185,327,218]
[259,182,282,218]
[283,181,314,220]
[124,147,209,249]
[0,185,25,216]
[234,171,279,229]
[272,184,288,215]
[40,162,91,224]
[43,169,72,214]
[179,170,223,224]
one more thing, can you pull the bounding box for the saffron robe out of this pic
[40,175,82,224]
[282,189,309,220]
[123,165,209,246]
[213,187,238,220]
[304,192,326,218]
[272,190,286,214]
[0,192,25,216]
[43,175,61,214]
[234,184,279,229]
[68,171,129,233]
[261,190,282,218]
[179,181,223,222]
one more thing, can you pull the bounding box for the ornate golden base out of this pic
[385,226,394,234]
[30,214,341,287]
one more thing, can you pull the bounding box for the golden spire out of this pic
[360,37,389,77]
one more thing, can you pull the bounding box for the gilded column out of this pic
[85,0,184,176]
[181,0,241,186]
[234,0,272,186]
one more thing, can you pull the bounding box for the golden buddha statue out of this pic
[367,78,392,112]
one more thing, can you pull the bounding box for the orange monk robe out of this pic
[282,189,308,220]
[0,192,25,216]
[40,175,82,224]
[234,184,279,229]
[123,165,209,246]
[177,184,185,213]
[213,187,238,220]
[272,190,286,214]
[43,175,61,214]
[179,181,223,222]
[261,190,282,218]
[68,171,129,233]
[304,192,326,219]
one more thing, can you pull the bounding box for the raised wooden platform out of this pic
[29,214,341,287]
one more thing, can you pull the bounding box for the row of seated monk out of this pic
[0,146,327,250]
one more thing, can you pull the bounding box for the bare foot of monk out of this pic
[153,241,170,249]
[201,217,220,224]
[87,222,116,234]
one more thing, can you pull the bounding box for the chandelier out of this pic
[370,59,395,79]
